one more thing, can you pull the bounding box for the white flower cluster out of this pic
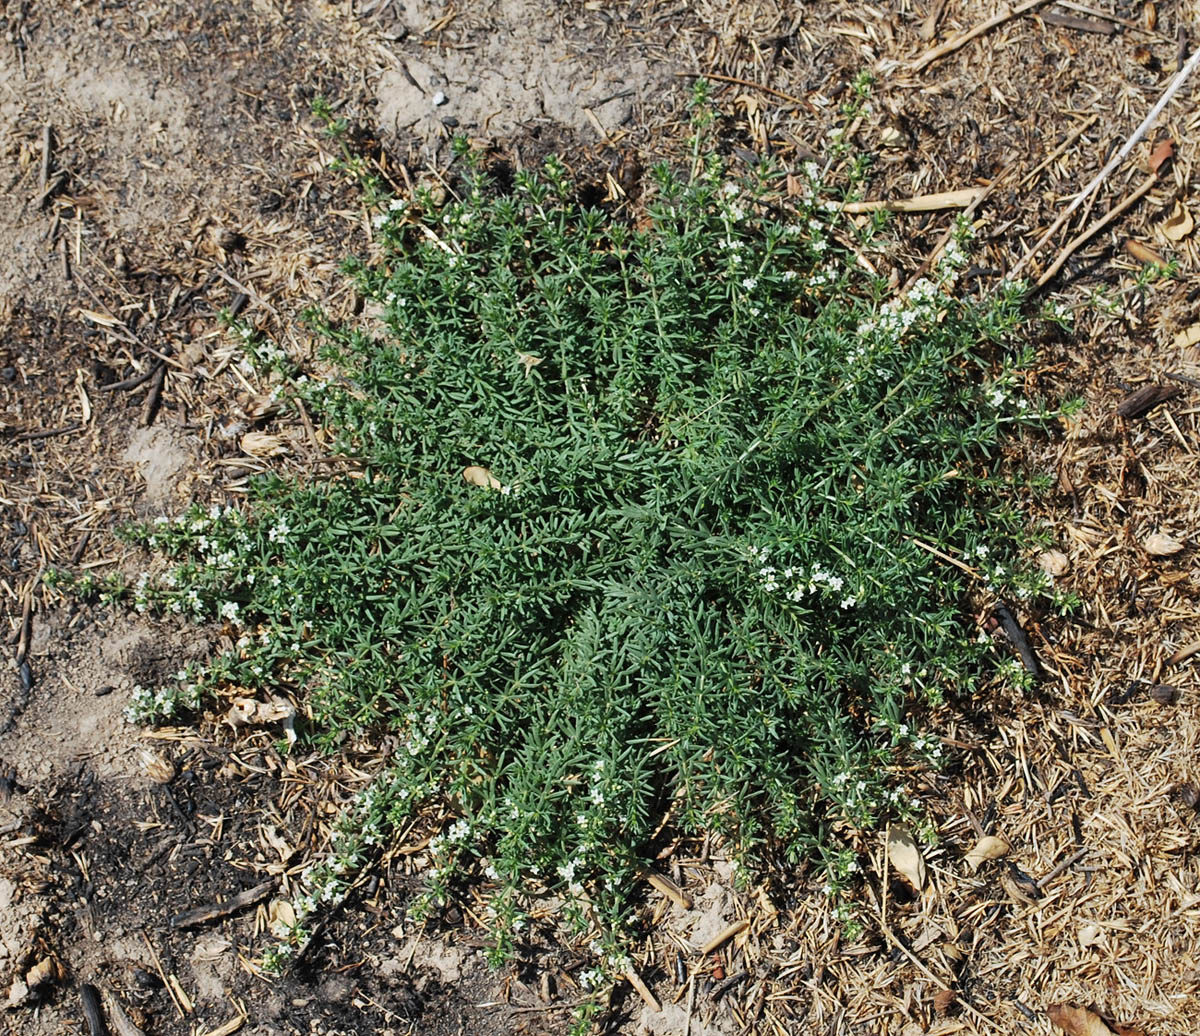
[124,675,202,723]
[578,967,607,991]
[402,709,439,756]
[372,196,409,229]
[716,237,745,265]
[556,856,586,897]
[748,545,858,609]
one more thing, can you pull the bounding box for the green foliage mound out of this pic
[101,103,1062,973]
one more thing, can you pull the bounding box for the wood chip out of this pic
[1116,383,1180,419]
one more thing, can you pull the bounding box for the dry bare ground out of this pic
[3,2,1200,1035]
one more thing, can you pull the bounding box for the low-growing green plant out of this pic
[84,87,1076,1011]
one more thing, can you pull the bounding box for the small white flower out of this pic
[741,276,758,290]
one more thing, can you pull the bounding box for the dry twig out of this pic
[910,0,1054,72]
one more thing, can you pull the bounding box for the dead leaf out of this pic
[225,696,294,728]
[887,824,926,890]
[77,307,120,328]
[139,748,176,784]
[1048,1004,1117,1036]
[1077,923,1106,949]
[1124,239,1168,267]
[1163,201,1194,242]
[241,431,288,458]
[76,369,92,425]
[1144,2,1156,31]
[999,866,1039,907]
[268,898,296,938]
[516,351,543,377]
[242,393,283,420]
[105,991,148,1036]
[261,823,293,863]
[933,987,956,1013]
[1038,550,1070,577]
[734,92,762,118]
[6,978,29,1009]
[964,834,1010,871]
[878,125,905,149]
[191,933,232,962]
[463,465,507,492]
[24,958,58,989]
[1176,324,1200,350]
[1144,532,1185,556]
[1148,138,1175,174]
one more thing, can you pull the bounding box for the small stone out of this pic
[95,685,114,697]
[1149,683,1181,705]
[441,115,459,128]
[432,90,447,106]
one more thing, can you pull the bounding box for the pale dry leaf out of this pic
[1038,550,1070,577]
[225,696,294,728]
[734,92,762,117]
[105,991,147,1036]
[243,394,283,420]
[139,748,176,784]
[879,125,905,149]
[1163,201,1194,242]
[1175,324,1200,350]
[1078,923,1106,949]
[964,834,1009,872]
[24,958,57,989]
[516,351,543,377]
[1143,532,1185,556]
[1048,1003,1117,1036]
[192,933,232,962]
[260,824,293,862]
[268,898,296,937]
[6,978,29,1009]
[887,824,926,890]
[77,307,120,328]
[225,698,258,728]
[463,465,506,492]
[241,431,288,458]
